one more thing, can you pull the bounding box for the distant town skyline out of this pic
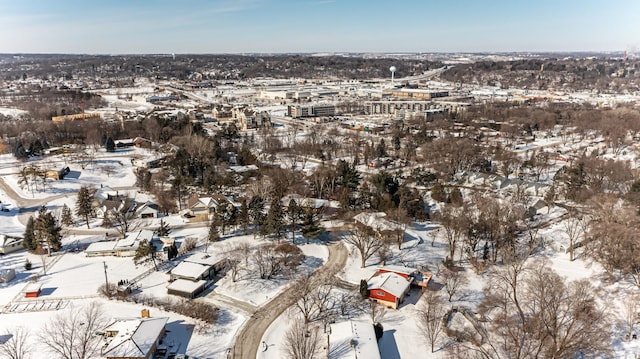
[1,0,639,54]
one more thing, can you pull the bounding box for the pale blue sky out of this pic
[0,0,638,54]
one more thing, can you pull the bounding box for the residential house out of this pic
[353,212,403,234]
[95,199,128,220]
[367,272,411,309]
[45,166,70,180]
[85,230,153,257]
[166,279,206,299]
[102,316,169,359]
[187,196,218,222]
[527,199,548,218]
[131,157,165,169]
[0,234,23,254]
[133,202,159,219]
[132,137,153,149]
[328,320,381,359]
[186,195,238,222]
[167,253,223,299]
[377,265,432,289]
[93,186,123,204]
[281,194,329,212]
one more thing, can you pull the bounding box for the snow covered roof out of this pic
[367,272,411,298]
[85,241,117,253]
[170,262,210,280]
[167,279,206,294]
[0,234,22,247]
[118,230,154,248]
[103,317,168,358]
[281,194,329,209]
[195,197,218,208]
[185,253,223,266]
[24,282,42,293]
[227,164,259,173]
[353,212,402,233]
[136,230,154,242]
[93,186,117,202]
[329,320,380,359]
[378,265,418,276]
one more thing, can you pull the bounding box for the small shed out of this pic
[24,283,42,298]
[0,268,16,283]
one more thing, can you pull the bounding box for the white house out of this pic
[0,234,23,254]
[188,197,218,217]
[133,202,159,219]
[329,320,381,359]
[102,316,168,359]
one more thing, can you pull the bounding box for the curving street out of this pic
[230,241,349,359]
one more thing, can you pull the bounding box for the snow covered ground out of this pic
[1,134,640,358]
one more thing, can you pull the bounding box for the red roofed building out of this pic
[367,272,411,309]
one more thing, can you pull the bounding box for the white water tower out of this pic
[389,66,396,85]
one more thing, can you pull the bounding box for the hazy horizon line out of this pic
[1,50,633,57]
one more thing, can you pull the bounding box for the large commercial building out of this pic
[51,112,101,122]
[383,88,449,100]
[287,104,336,118]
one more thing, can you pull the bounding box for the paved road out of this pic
[230,241,349,359]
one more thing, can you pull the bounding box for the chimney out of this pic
[141,309,150,318]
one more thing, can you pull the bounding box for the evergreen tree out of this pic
[134,240,157,270]
[301,208,324,244]
[13,142,28,160]
[248,195,265,231]
[29,139,44,156]
[261,198,285,239]
[167,243,178,260]
[34,206,62,254]
[286,198,302,243]
[134,168,152,191]
[61,204,74,226]
[76,186,93,229]
[337,160,360,192]
[206,218,220,253]
[105,137,116,152]
[359,279,369,298]
[238,198,249,234]
[217,202,237,235]
[156,219,171,237]
[23,216,37,252]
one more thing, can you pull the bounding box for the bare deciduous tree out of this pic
[283,319,321,359]
[0,327,31,359]
[418,291,446,353]
[439,266,469,302]
[562,210,585,261]
[475,259,612,359]
[369,300,387,324]
[618,294,639,341]
[435,204,467,262]
[344,223,384,268]
[39,302,109,359]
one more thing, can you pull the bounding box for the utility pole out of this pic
[103,261,110,297]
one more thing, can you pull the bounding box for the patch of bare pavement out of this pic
[229,241,349,359]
